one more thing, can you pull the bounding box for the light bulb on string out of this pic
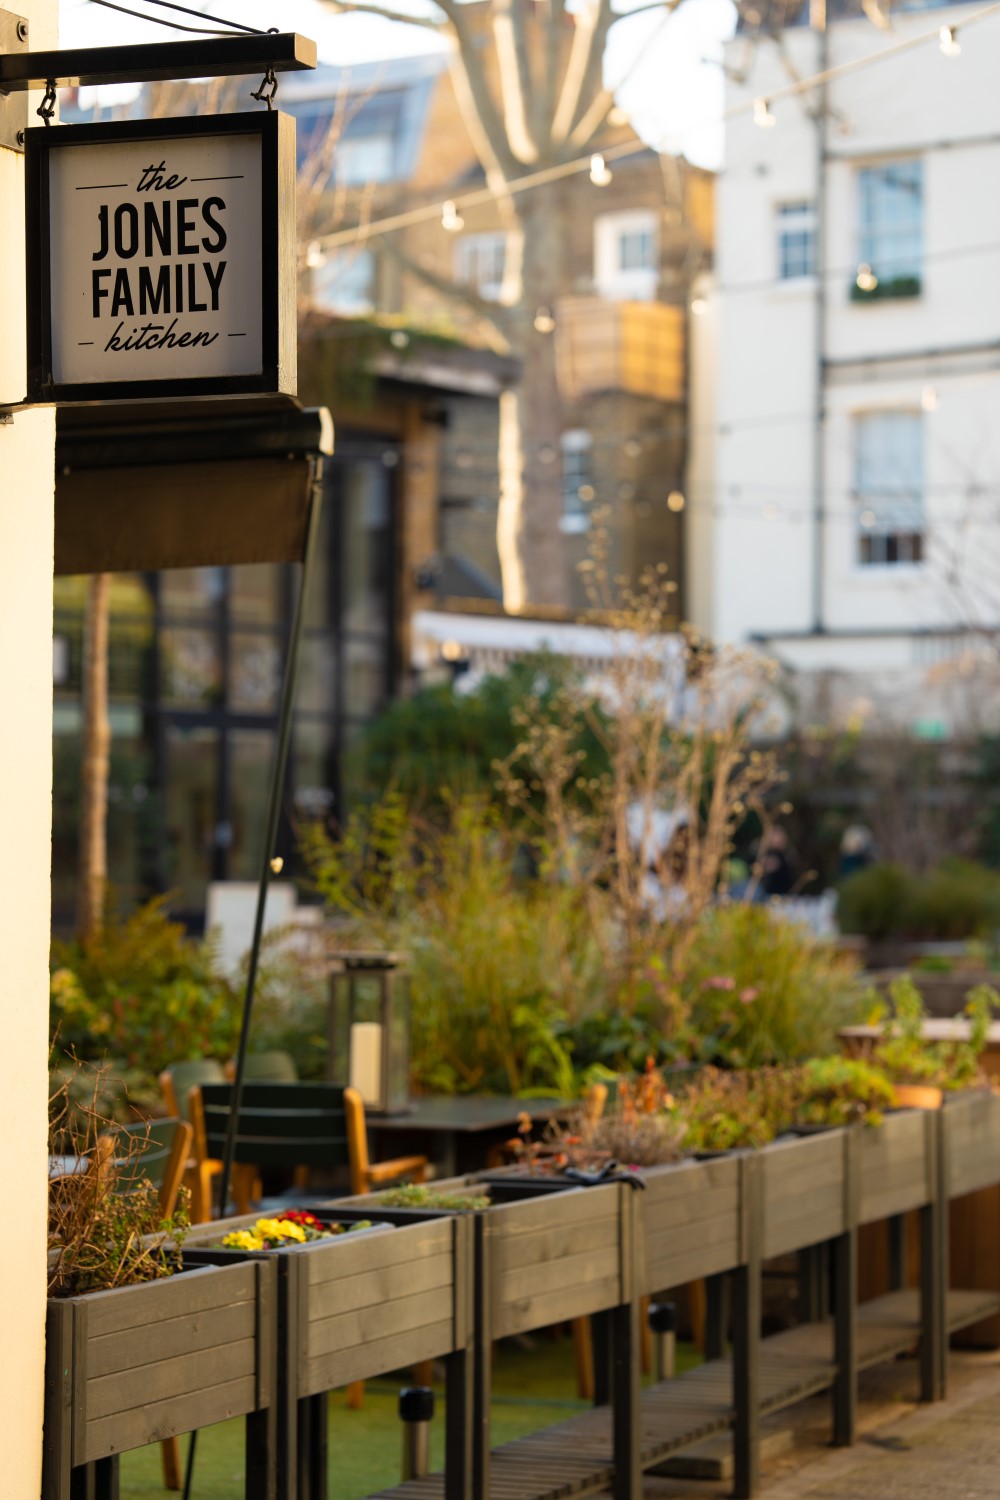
[667,490,686,513]
[690,296,708,316]
[589,153,613,186]
[441,200,464,232]
[533,306,556,334]
[389,329,410,350]
[860,509,876,529]
[753,97,776,129]
[855,263,878,292]
[939,25,961,55]
[921,385,938,412]
[305,240,324,270]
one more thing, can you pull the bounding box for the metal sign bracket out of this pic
[0,9,28,154]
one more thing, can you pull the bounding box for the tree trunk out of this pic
[77,572,111,940]
[497,195,570,610]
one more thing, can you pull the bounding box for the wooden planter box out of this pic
[43,1257,276,1500]
[943,1089,1000,1347]
[761,1130,851,1259]
[185,1208,473,1500]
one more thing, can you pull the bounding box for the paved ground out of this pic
[628,1347,1000,1499]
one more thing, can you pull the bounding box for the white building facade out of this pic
[689,0,1000,733]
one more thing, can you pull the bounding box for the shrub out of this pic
[681,903,865,1068]
[872,975,998,1090]
[51,895,240,1086]
[837,859,1000,942]
[675,1066,798,1152]
[794,1056,896,1127]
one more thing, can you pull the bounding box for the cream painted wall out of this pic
[689,3,1000,724]
[0,2,57,1495]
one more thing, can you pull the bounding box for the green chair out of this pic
[230,1049,300,1084]
[104,1116,193,1216]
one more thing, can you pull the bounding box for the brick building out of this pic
[285,38,713,613]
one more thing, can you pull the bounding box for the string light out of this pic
[389,329,410,349]
[753,97,776,129]
[939,24,961,55]
[855,263,878,292]
[305,240,324,270]
[533,306,556,334]
[860,509,877,529]
[667,490,686,512]
[589,153,613,186]
[441,200,464,232]
[921,385,939,411]
[690,296,708,315]
[313,0,1000,257]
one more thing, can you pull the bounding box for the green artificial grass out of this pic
[120,1334,700,1498]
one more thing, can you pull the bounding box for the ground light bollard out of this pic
[648,1301,677,1381]
[399,1386,434,1480]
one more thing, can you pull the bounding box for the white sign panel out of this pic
[49,134,262,384]
[27,113,295,402]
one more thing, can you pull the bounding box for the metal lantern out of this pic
[326,951,411,1115]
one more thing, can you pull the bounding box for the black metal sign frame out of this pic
[25,110,296,404]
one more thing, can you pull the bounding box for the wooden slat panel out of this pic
[307,1220,451,1287]
[82,1263,257,1338]
[497,1274,622,1338]
[87,1338,256,1421]
[495,1213,618,1273]
[308,1286,454,1358]
[87,1298,256,1378]
[859,1112,930,1223]
[498,1245,618,1305]
[763,1135,846,1256]
[947,1092,1000,1198]
[83,1374,257,1462]
[308,1252,452,1322]
[305,1321,455,1394]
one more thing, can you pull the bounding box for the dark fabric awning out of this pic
[54,397,333,574]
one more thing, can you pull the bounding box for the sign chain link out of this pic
[37,80,57,125]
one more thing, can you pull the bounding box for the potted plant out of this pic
[871,976,996,1108]
[45,1075,276,1500]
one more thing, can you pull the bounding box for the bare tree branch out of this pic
[551,0,606,144]
[380,236,513,350]
[492,0,540,162]
[323,0,445,30]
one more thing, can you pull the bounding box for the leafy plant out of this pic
[675,1066,799,1152]
[681,904,866,1068]
[51,895,240,1081]
[872,975,997,1090]
[837,860,1000,942]
[793,1056,896,1128]
[375,1184,491,1211]
[48,1065,189,1297]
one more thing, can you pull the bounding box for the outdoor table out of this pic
[367,1095,573,1177]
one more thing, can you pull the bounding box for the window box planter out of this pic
[43,1256,276,1500]
[184,1208,473,1500]
[850,274,921,302]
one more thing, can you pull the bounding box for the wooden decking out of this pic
[369,1286,1000,1500]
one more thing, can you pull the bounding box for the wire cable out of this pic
[310,0,1000,254]
[88,0,266,36]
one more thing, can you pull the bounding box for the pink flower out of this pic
[702,976,736,991]
[739,988,759,1005]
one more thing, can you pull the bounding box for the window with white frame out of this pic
[455,232,507,301]
[857,159,923,285]
[853,410,924,566]
[561,430,594,533]
[594,211,659,301]
[312,248,376,315]
[776,201,816,280]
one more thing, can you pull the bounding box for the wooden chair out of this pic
[159,1059,226,1223]
[105,1116,194,1218]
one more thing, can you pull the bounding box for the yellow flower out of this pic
[257,1218,306,1243]
[222,1230,264,1250]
